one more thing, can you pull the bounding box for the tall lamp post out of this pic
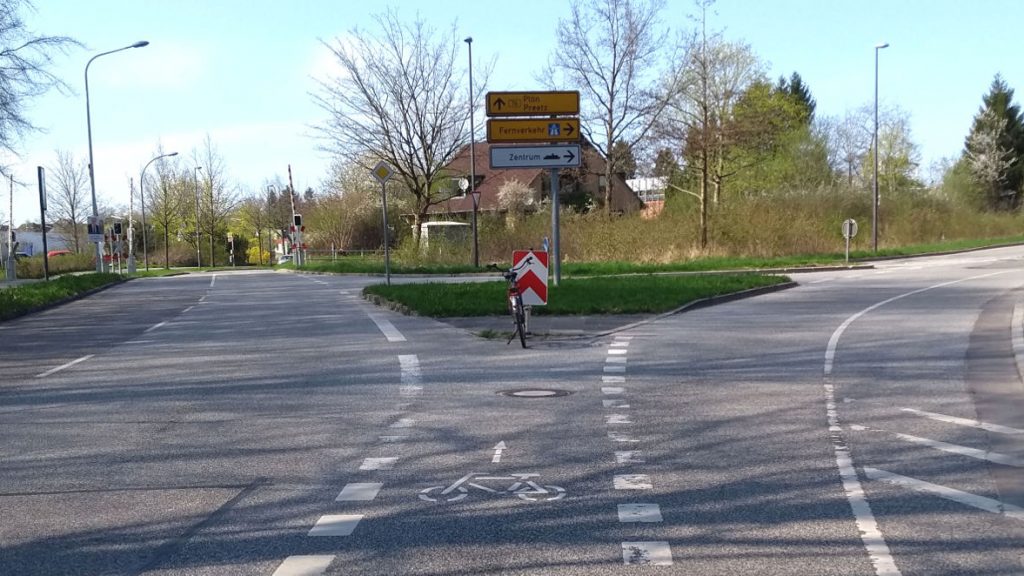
[872,41,889,252]
[85,40,149,272]
[465,36,479,268]
[139,152,177,271]
[194,166,202,267]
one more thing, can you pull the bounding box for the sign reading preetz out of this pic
[486,91,580,117]
[486,118,580,143]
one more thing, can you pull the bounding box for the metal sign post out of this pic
[842,218,858,264]
[371,161,395,285]
[38,167,49,281]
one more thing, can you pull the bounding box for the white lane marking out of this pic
[606,414,632,425]
[614,474,652,490]
[400,386,423,396]
[602,375,626,383]
[491,441,506,463]
[399,354,421,396]
[823,271,1010,576]
[390,418,415,429]
[865,468,1024,522]
[35,354,95,378]
[604,399,629,409]
[198,295,206,302]
[182,306,194,313]
[606,356,628,364]
[604,365,626,373]
[359,457,397,471]
[825,271,1009,375]
[144,321,167,333]
[890,430,1024,468]
[607,348,628,355]
[272,555,335,576]
[616,451,644,464]
[609,432,639,443]
[336,483,383,502]
[308,514,363,536]
[610,341,630,348]
[615,335,633,341]
[125,340,155,345]
[622,542,672,566]
[210,275,216,287]
[368,313,406,342]
[810,278,833,284]
[602,387,625,395]
[900,408,1024,435]
[379,435,408,443]
[618,503,662,522]
[1013,302,1024,387]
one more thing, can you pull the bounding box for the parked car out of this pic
[276,254,294,265]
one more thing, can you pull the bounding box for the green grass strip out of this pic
[364,273,790,317]
[0,273,123,321]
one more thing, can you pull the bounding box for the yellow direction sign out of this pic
[486,91,580,117]
[487,118,581,143]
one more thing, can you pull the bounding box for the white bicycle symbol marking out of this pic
[419,473,566,502]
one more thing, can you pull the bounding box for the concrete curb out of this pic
[851,240,1024,263]
[0,277,130,323]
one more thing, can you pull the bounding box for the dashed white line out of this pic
[618,503,662,522]
[614,474,652,489]
[336,483,383,502]
[359,457,397,471]
[604,365,627,373]
[35,354,95,378]
[608,348,628,355]
[606,414,632,425]
[602,386,625,395]
[125,340,155,345]
[610,341,630,348]
[1013,302,1024,385]
[308,514,363,536]
[608,432,639,443]
[865,468,1024,522]
[622,542,672,566]
[890,431,1024,467]
[272,555,335,576]
[602,375,626,383]
[144,321,167,333]
[606,356,628,364]
[604,399,630,409]
[390,418,415,429]
[379,435,408,443]
[615,451,644,464]
[900,408,1024,435]
[368,313,406,342]
[183,306,194,313]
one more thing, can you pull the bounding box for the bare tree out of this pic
[194,135,238,266]
[0,1,79,172]
[544,0,673,215]
[145,151,183,268]
[47,149,88,252]
[829,108,872,187]
[313,10,487,242]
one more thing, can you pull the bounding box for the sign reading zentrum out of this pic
[490,145,580,169]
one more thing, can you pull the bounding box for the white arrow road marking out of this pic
[865,468,1024,522]
[622,542,672,566]
[336,483,383,502]
[900,408,1024,435]
[491,441,507,463]
[35,354,94,378]
[308,514,363,536]
[618,503,662,522]
[272,555,335,576]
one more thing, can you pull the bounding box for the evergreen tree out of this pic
[610,140,638,179]
[652,148,679,178]
[963,74,1023,208]
[776,72,816,124]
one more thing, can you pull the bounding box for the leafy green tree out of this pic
[963,74,1023,208]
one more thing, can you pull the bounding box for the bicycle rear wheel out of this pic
[513,294,527,348]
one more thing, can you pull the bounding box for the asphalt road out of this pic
[1,248,1023,575]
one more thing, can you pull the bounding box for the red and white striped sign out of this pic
[512,250,548,306]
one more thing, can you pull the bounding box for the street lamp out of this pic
[139,152,177,271]
[85,40,149,272]
[465,36,479,268]
[194,166,202,267]
[872,41,889,252]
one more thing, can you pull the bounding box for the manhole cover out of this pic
[499,388,572,398]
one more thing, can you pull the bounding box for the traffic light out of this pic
[293,213,302,227]
[112,222,123,236]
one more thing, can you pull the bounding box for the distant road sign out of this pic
[490,145,581,169]
[487,118,580,143]
[486,91,580,117]
[842,218,858,239]
[372,161,394,184]
[87,215,103,243]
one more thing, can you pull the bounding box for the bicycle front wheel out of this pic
[513,294,527,348]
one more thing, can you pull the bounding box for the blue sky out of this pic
[4,0,1022,225]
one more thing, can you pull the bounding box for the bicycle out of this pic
[418,472,566,503]
[488,257,532,348]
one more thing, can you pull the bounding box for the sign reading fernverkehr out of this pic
[486,118,580,143]
[486,91,580,117]
[490,145,581,169]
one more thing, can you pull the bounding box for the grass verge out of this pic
[0,273,123,321]
[363,273,790,317]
